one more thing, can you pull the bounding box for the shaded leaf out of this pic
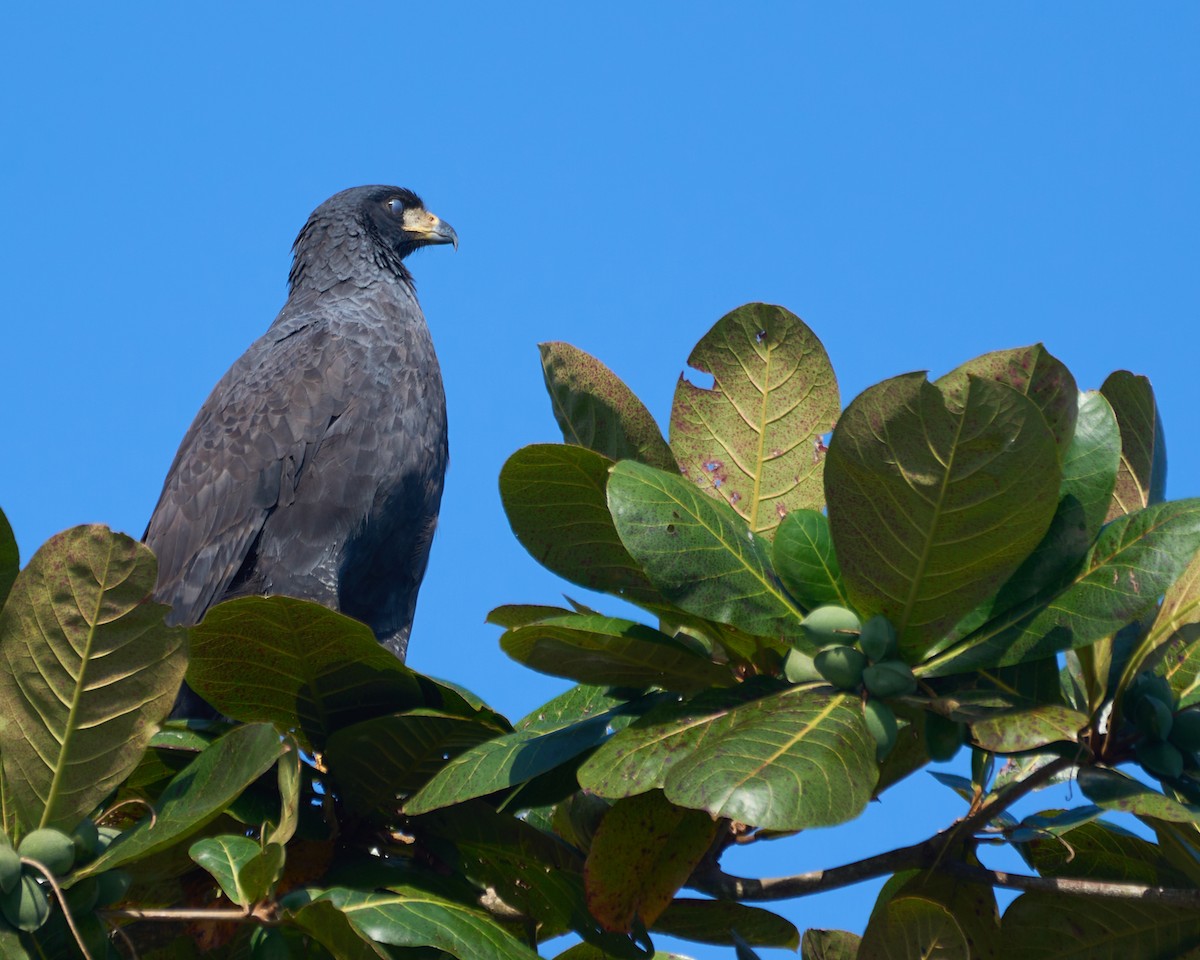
[1020,815,1190,885]
[0,507,16,610]
[189,834,261,905]
[517,683,661,731]
[825,373,1060,660]
[1102,370,1167,522]
[290,899,392,960]
[1077,767,1200,823]
[268,737,301,846]
[801,929,861,960]
[772,509,850,610]
[541,341,677,471]
[608,460,804,642]
[76,722,286,876]
[883,869,1000,960]
[670,303,840,537]
[1000,892,1200,959]
[961,703,1087,754]
[585,791,718,931]
[187,596,424,750]
[501,444,665,605]
[858,895,968,959]
[921,499,1200,678]
[654,899,799,949]
[0,524,187,832]
[499,611,732,693]
[1130,546,1200,708]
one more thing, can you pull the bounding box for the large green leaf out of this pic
[934,697,1086,754]
[772,509,850,610]
[0,525,187,832]
[189,834,267,906]
[290,900,392,959]
[857,895,968,959]
[498,610,732,693]
[1077,767,1200,824]
[0,507,17,610]
[76,722,286,877]
[607,460,804,642]
[920,499,1200,678]
[1064,391,1122,539]
[501,445,666,605]
[670,303,839,536]
[654,900,799,949]
[187,596,424,750]
[936,344,1078,453]
[325,710,505,818]
[801,929,861,960]
[825,373,1060,659]
[1101,370,1167,522]
[1128,546,1200,708]
[540,341,677,471]
[585,790,718,931]
[317,887,541,960]
[1000,893,1200,959]
[1019,816,1189,885]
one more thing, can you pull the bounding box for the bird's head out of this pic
[289,185,457,292]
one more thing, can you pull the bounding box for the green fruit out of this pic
[863,700,898,759]
[94,869,131,907]
[1137,739,1184,779]
[64,875,100,915]
[924,713,965,762]
[801,605,861,647]
[1135,696,1174,741]
[95,826,122,856]
[814,645,868,690]
[859,615,897,662]
[1127,673,1175,711]
[18,828,76,877]
[71,819,99,865]
[1169,709,1200,753]
[862,660,918,698]
[0,843,19,895]
[1,873,50,932]
[783,648,822,683]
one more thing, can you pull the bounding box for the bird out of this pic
[144,185,457,711]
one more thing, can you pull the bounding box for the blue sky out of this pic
[2,4,1198,951]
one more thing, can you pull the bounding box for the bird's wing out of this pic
[144,315,352,624]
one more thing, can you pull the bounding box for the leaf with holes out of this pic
[1102,371,1167,522]
[670,303,839,537]
[0,525,187,833]
[607,460,805,642]
[825,372,1060,660]
[541,341,677,471]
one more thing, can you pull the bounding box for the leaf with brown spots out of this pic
[1101,370,1167,522]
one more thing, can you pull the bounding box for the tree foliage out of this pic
[2,302,1200,958]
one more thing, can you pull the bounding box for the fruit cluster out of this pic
[1124,672,1200,781]
[0,821,130,934]
[784,606,918,759]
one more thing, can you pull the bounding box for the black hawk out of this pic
[145,185,456,706]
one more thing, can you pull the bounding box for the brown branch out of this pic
[940,860,1200,907]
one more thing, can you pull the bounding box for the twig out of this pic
[940,860,1200,906]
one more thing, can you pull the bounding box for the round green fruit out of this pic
[70,819,99,865]
[814,645,868,690]
[95,869,131,908]
[862,660,918,698]
[1169,709,1200,753]
[1127,673,1175,711]
[863,699,898,759]
[94,826,122,856]
[0,842,19,895]
[18,828,76,877]
[859,615,897,662]
[801,605,861,647]
[783,648,822,684]
[1137,739,1184,779]
[924,713,965,762]
[1,873,51,932]
[64,875,100,915]
[1135,696,1174,741]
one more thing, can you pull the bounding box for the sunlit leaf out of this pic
[670,303,839,536]
[1101,370,1167,521]
[773,509,850,610]
[1077,767,1200,824]
[801,929,861,960]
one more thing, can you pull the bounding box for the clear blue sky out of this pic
[2,4,1197,951]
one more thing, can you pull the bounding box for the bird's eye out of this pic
[385,198,405,215]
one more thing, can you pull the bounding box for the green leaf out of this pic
[1019,816,1190,885]
[501,445,666,605]
[772,509,850,610]
[289,899,392,959]
[585,791,718,931]
[0,507,17,610]
[517,683,655,731]
[238,841,285,904]
[956,702,1087,754]
[1127,546,1200,708]
[540,341,677,471]
[76,722,286,876]
[325,710,506,818]
[936,344,1078,453]
[1000,893,1200,959]
[499,611,732,693]
[1063,391,1122,540]
[1101,370,1167,521]
[875,868,1001,960]
[654,900,799,949]
[670,302,840,537]
[825,373,1060,660]
[320,887,542,960]
[921,499,1200,678]
[405,713,614,815]
[858,895,969,959]
[1077,767,1200,823]
[801,929,861,960]
[187,596,424,750]
[189,834,261,905]
[607,460,804,641]
[268,737,301,846]
[0,525,187,832]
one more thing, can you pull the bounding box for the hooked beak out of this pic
[403,207,458,250]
